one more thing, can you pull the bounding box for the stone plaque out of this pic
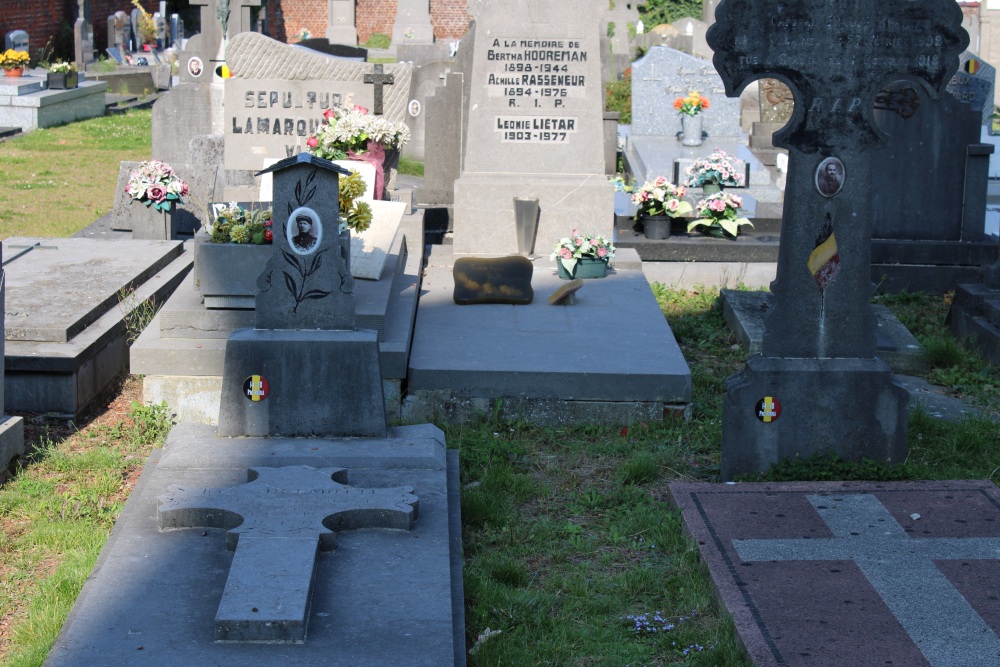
[223,32,412,171]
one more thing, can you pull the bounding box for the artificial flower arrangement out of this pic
[124,160,189,212]
[48,61,76,73]
[208,203,274,244]
[684,149,746,188]
[674,90,709,116]
[337,170,373,234]
[306,104,411,160]
[551,229,616,272]
[631,176,694,219]
[1,49,30,71]
[688,191,753,239]
[305,104,411,198]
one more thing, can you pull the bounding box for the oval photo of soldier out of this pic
[815,157,845,198]
[287,207,323,255]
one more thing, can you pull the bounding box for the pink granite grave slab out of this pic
[668,480,1000,667]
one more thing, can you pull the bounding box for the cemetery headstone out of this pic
[130,8,141,52]
[326,0,358,46]
[157,465,418,641]
[392,0,435,46]
[601,0,644,82]
[631,46,742,140]
[417,70,464,206]
[107,12,126,52]
[5,30,29,53]
[452,0,614,255]
[74,18,95,69]
[170,13,184,49]
[222,32,413,173]
[217,153,388,438]
[154,12,167,51]
[956,52,996,125]
[714,0,968,479]
[405,59,452,161]
[667,17,711,60]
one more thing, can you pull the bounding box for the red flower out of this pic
[306,136,318,148]
[322,108,336,120]
[263,229,273,242]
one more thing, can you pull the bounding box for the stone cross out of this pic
[714,0,968,479]
[364,63,395,115]
[158,466,418,642]
[735,494,1000,666]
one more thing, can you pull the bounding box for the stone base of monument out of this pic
[614,214,781,263]
[719,290,928,375]
[44,422,466,666]
[218,329,386,438]
[871,239,998,294]
[0,415,25,472]
[0,75,107,133]
[131,222,422,424]
[949,281,1000,365]
[669,480,1000,667]
[452,173,615,255]
[402,246,691,425]
[4,238,191,417]
[721,356,909,481]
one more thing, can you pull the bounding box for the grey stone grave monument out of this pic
[715,0,968,479]
[392,0,435,46]
[326,0,358,45]
[5,29,28,53]
[220,31,413,198]
[600,1,644,82]
[452,0,614,255]
[217,153,387,437]
[107,11,128,54]
[74,17,95,70]
[170,13,184,49]
[0,242,25,473]
[417,71,465,208]
[868,76,995,293]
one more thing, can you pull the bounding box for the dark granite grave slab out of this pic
[669,481,1000,667]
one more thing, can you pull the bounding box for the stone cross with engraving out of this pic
[363,63,395,115]
[712,0,968,479]
[158,466,418,642]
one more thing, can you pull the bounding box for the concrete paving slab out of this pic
[669,480,1000,667]
[403,246,691,425]
[45,423,464,666]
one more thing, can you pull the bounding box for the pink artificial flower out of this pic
[147,185,166,202]
[666,199,680,212]
[654,175,668,186]
[559,247,573,259]
[306,136,319,148]
[574,236,584,246]
[709,199,727,212]
[596,246,608,258]
[353,104,370,114]
[323,108,336,120]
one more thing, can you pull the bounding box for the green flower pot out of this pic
[557,257,609,280]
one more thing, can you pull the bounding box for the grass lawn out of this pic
[0,114,999,666]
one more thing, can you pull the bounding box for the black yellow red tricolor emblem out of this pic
[243,375,269,401]
[808,215,840,292]
[755,396,781,423]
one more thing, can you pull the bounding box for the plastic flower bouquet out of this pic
[48,61,76,73]
[207,203,274,244]
[1,49,30,71]
[673,90,709,116]
[684,149,746,188]
[551,229,615,273]
[688,192,753,239]
[305,104,411,161]
[631,176,694,218]
[124,160,189,212]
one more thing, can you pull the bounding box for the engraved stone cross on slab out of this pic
[157,466,418,642]
[364,63,395,115]
[711,0,968,480]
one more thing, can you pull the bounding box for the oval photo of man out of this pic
[815,157,845,198]
[287,207,323,255]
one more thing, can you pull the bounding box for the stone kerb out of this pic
[631,46,743,140]
[452,0,613,255]
[223,31,414,172]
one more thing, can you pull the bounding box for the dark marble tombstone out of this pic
[452,256,534,305]
[711,0,968,480]
[6,29,28,53]
[218,154,388,438]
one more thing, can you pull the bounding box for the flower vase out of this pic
[681,113,704,147]
[513,197,539,256]
[640,214,672,240]
[4,68,24,78]
[557,257,609,280]
[132,201,175,240]
[702,183,722,195]
[382,148,401,199]
[46,72,78,89]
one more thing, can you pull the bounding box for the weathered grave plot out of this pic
[713,0,967,480]
[617,46,785,262]
[670,481,1000,667]
[0,72,106,135]
[0,242,24,472]
[44,422,465,666]
[404,0,690,425]
[4,238,190,417]
[949,260,1000,366]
